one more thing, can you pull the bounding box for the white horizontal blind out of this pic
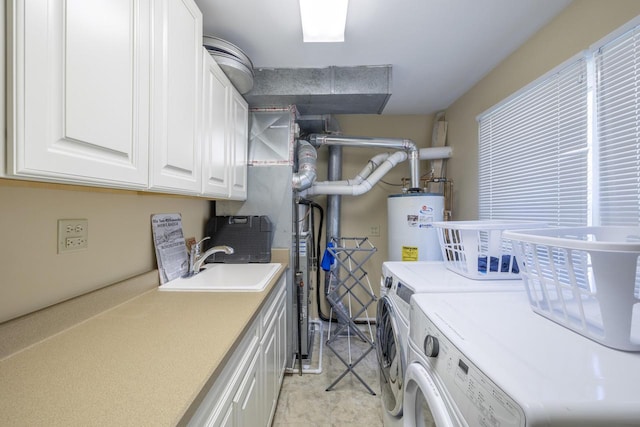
[596,26,640,226]
[478,58,589,227]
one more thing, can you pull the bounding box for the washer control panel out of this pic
[380,268,413,322]
[410,306,525,427]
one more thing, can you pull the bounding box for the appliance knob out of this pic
[384,276,393,289]
[424,335,440,357]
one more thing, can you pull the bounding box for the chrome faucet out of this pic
[187,237,234,276]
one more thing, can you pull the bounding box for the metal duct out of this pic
[327,145,342,240]
[292,140,317,191]
[244,65,392,115]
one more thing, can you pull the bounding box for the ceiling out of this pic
[195,0,572,115]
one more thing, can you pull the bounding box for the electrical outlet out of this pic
[370,225,381,237]
[65,237,86,249]
[58,219,88,253]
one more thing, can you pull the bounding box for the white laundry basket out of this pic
[433,220,545,280]
[504,226,640,351]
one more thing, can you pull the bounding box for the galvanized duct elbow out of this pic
[292,140,318,191]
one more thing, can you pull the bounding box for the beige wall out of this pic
[446,0,640,220]
[0,180,209,323]
[311,114,433,318]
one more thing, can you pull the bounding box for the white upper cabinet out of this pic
[228,91,248,200]
[201,49,231,198]
[201,49,248,200]
[148,0,203,194]
[7,0,151,188]
[7,0,248,199]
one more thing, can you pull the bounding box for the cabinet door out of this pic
[277,297,288,385]
[262,317,278,425]
[205,388,234,427]
[212,404,234,427]
[194,328,260,427]
[228,90,248,200]
[233,349,262,427]
[149,0,203,194]
[7,0,150,188]
[201,50,231,198]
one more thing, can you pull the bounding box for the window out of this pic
[596,26,640,226]
[478,16,640,227]
[478,57,589,226]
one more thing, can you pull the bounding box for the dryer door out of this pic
[376,297,405,417]
[403,362,457,427]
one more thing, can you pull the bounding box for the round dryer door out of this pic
[404,362,456,427]
[376,297,405,417]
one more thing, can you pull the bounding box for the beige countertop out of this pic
[0,255,288,426]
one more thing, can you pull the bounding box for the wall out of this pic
[0,180,210,323]
[313,114,434,318]
[445,0,640,220]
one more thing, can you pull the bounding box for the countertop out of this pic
[0,253,288,426]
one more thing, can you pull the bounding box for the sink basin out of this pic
[158,263,282,292]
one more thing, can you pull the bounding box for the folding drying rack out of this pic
[325,236,377,394]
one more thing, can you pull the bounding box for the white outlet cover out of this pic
[57,219,88,253]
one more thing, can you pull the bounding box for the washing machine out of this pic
[377,261,523,427]
[404,291,640,426]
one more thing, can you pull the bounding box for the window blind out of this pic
[478,58,589,227]
[596,26,640,226]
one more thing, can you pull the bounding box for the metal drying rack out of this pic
[325,236,377,394]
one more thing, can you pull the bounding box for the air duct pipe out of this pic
[292,140,318,191]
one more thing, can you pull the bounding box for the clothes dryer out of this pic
[377,262,523,427]
[405,291,640,426]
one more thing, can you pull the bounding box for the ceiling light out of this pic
[299,0,349,43]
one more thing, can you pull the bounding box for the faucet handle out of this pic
[193,236,211,256]
[195,236,210,247]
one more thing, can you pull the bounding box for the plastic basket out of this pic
[433,220,546,280]
[503,226,640,351]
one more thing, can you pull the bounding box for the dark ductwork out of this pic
[243,65,392,115]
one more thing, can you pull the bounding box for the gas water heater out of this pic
[388,192,444,261]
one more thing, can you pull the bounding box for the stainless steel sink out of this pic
[158,263,281,292]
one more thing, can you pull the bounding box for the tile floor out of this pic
[272,322,383,427]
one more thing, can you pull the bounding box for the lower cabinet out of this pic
[277,299,288,387]
[189,276,287,427]
[234,349,262,426]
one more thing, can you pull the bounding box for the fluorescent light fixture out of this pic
[299,0,348,43]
